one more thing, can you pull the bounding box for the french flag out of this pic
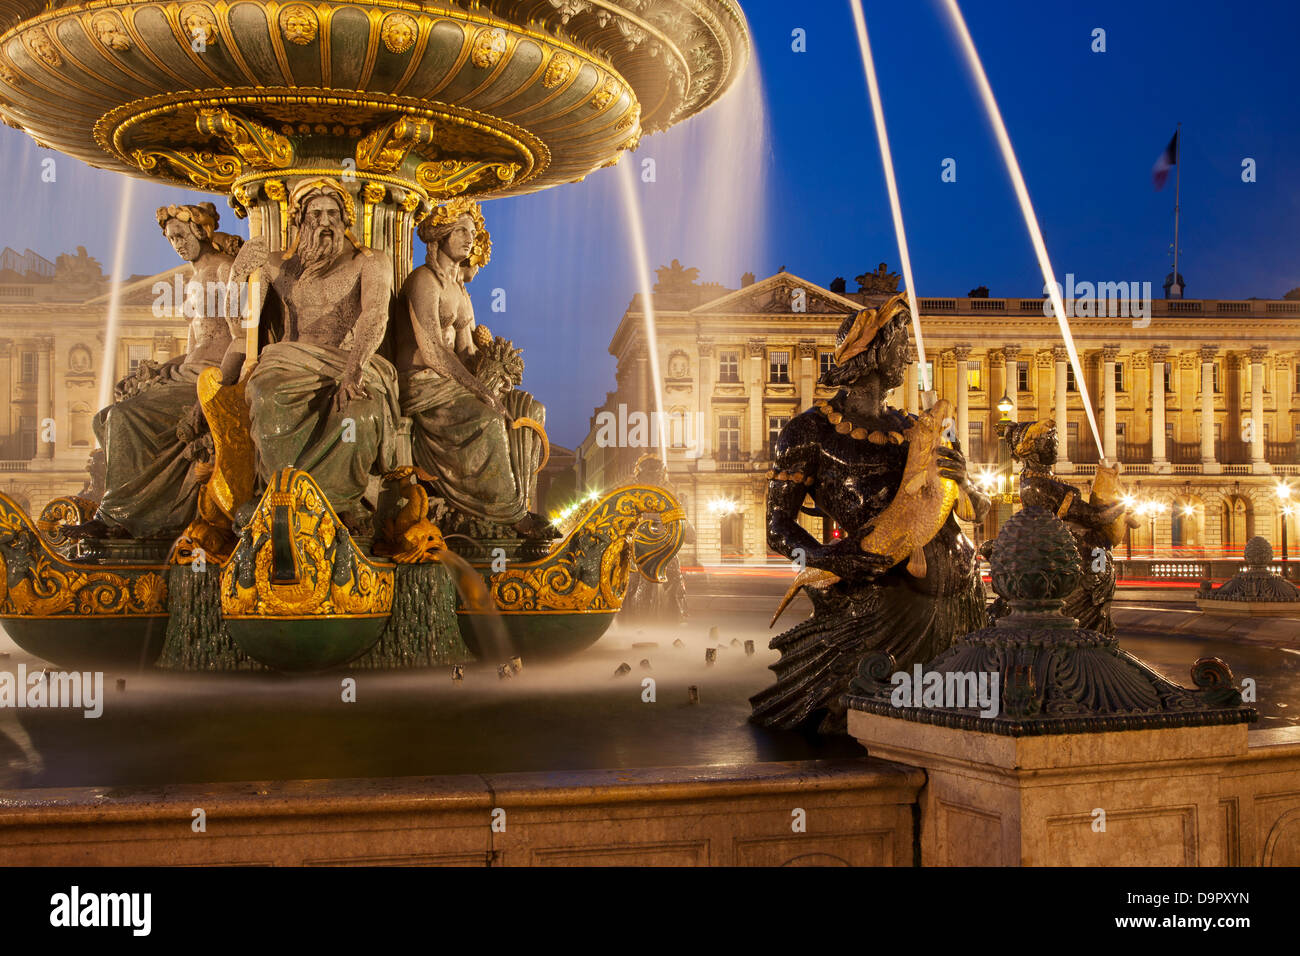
[1152,130,1178,191]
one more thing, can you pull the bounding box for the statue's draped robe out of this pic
[245,341,400,516]
[399,367,545,525]
[93,360,207,539]
[749,404,987,734]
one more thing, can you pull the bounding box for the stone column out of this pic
[1002,345,1020,422]
[1151,345,1169,472]
[1250,345,1269,474]
[1101,344,1120,463]
[797,339,816,411]
[0,339,10,458]
[1200,345,1220,474]
[1053,346,1071,471]
[953,345,971,453]
[905,344,919,416]
[36,336,54,461]
[748,337,766,459]
[697,339,715,467]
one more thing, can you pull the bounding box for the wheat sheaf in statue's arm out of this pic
[333,250,393,412]
[219,236,272,386]
[407,299,511,420]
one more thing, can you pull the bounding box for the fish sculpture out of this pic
[770,398,973,626]
[1088,460,1140,546]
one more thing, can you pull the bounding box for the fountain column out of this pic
[35,335,54,461]
[1201,345,1221,474]
[697,339,715,467]
[1250,345,1269,474]
[1102,344,1119,463]
[905,344,919,416]
[747,337,766,459]
[1053,346,1071,472]
[953,345,971,453]
[1151,345,1170,473]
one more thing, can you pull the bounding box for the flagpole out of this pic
[1172,122,1181,292]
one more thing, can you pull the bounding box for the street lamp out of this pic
[996,393,1014,423]
[1277,481,1292,568]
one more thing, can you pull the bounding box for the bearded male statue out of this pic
[222,178,399,534]
[67,202,238,540]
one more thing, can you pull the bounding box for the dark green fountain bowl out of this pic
[457,610,617,663]
[0,616,168,670]
[225,617,387,673]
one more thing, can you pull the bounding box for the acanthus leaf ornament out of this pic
[195,108,294,170]
[131,148,241,189]
[354,115,436,174]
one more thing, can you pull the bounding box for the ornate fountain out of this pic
[0,0,745,671]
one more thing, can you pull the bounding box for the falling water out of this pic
[938,0,1106,461]
[618,159,670,461]
[848,0,931,392]
[97,177,137,413]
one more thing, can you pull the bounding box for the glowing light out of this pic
[586,489,602,502]
[847,0,930,392]
[708,496,739,517]
[938,0,1104,463]
[1277,481,1292,501]
[1182,504,1197,518]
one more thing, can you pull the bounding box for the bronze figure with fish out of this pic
[749,295,990,734]
[982,420,1136,635]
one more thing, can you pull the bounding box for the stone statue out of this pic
[67,203,236,540]
[223,178,400,534]
[749,295,990,734]
[984,420,1129,635]
[393,198,551,538]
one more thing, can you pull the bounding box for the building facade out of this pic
[0,247,190,513]
[575,270,1300,565]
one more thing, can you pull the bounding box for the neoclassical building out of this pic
[0,247,191,512]
[574,269,1300,565]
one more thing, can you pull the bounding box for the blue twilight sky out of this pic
[2,0,1297,447]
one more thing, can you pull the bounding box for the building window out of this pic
[19,351,37,384]
[127,344,150,375]
[668,409,689,449]
[1016,362,1030,392]
[1165,362,1174,392]
[70,403,92,447]
[966,359,982,391]
[968,421,984,461]
[919,361,934,392]
[717,414,741,461]
[1114,363,1125,393]
[1212,364,1221,393]
[819,351,835,379]
[767,415,791,460]
[1066,365,1077,392]
[1166,422,1175,444]
[19,415,36,459]
[718,351,740,383]
[1295,362,1300,393]
[768,350,791,384]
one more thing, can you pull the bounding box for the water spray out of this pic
[618,161,670,463]
[848,0,931,393]
[97,177,136,413]
[937,0,1106,462]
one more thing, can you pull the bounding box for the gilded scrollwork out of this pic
[131,147,241,188]
[195,108,294,170]
[355,116,436,174]
[484,485,684,613]
[221,469,394,619]
[0,492,168,618]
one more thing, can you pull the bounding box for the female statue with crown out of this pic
[393,199,552,539]
[749,295,990,734]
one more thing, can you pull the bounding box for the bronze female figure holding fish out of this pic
[749,295,990,734]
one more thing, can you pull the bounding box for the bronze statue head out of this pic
[1005,419,1057,468]
[820,296,910,390]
